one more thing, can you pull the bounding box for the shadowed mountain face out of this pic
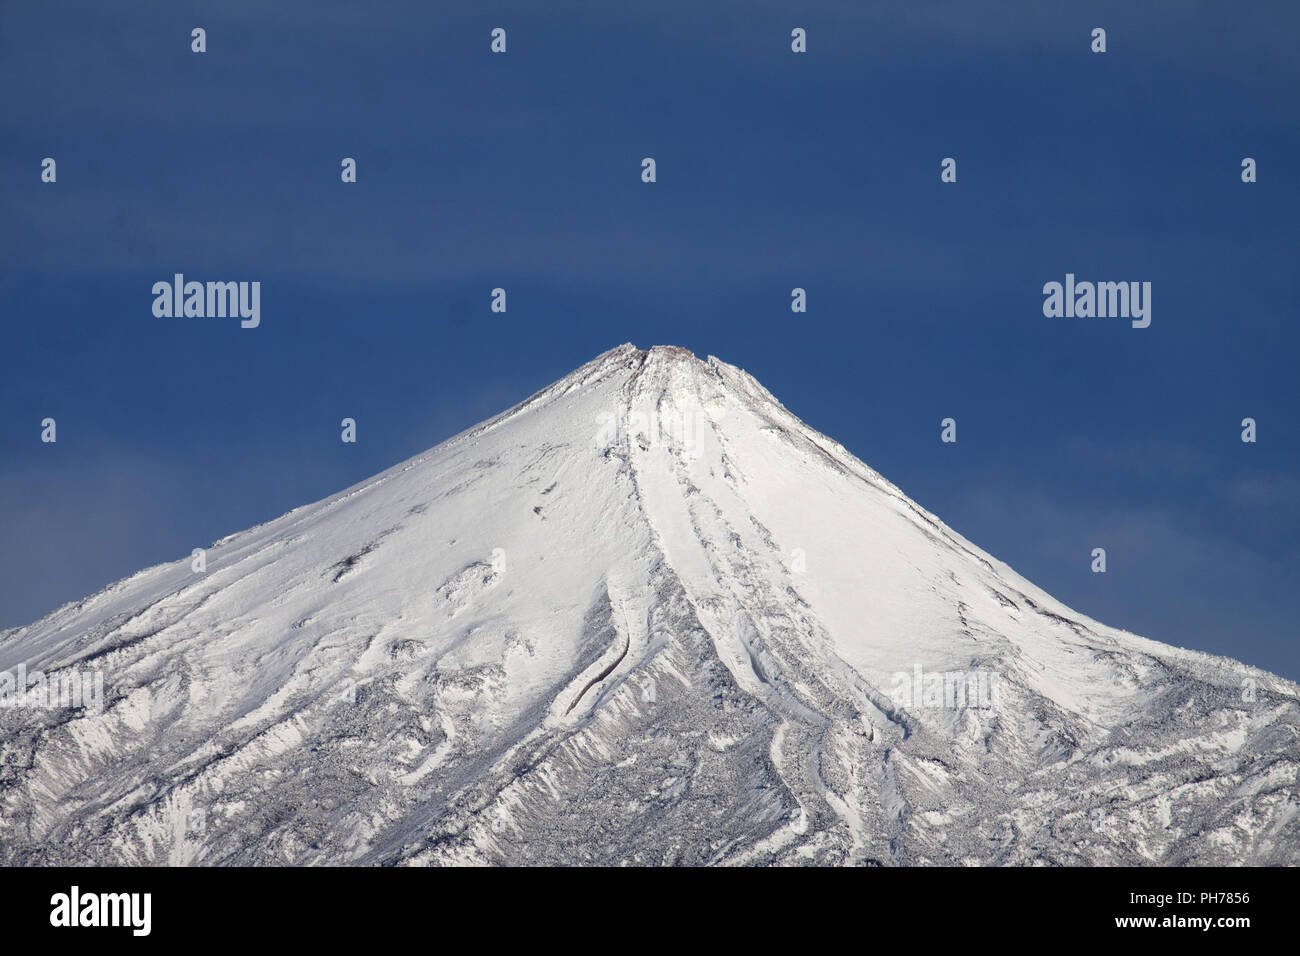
[1,344,1296,865]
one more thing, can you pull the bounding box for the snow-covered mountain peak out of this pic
[562,343,770,407]
[1,346,1296,866]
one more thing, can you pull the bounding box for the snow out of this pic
[0,343,1296,865]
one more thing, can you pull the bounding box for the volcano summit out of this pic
[1,345,1296,865]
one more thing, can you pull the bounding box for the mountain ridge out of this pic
[1,344,1296,865]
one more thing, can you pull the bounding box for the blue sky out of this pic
[2,1,1297,679]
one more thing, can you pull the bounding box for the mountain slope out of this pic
[2,344,1297,865]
